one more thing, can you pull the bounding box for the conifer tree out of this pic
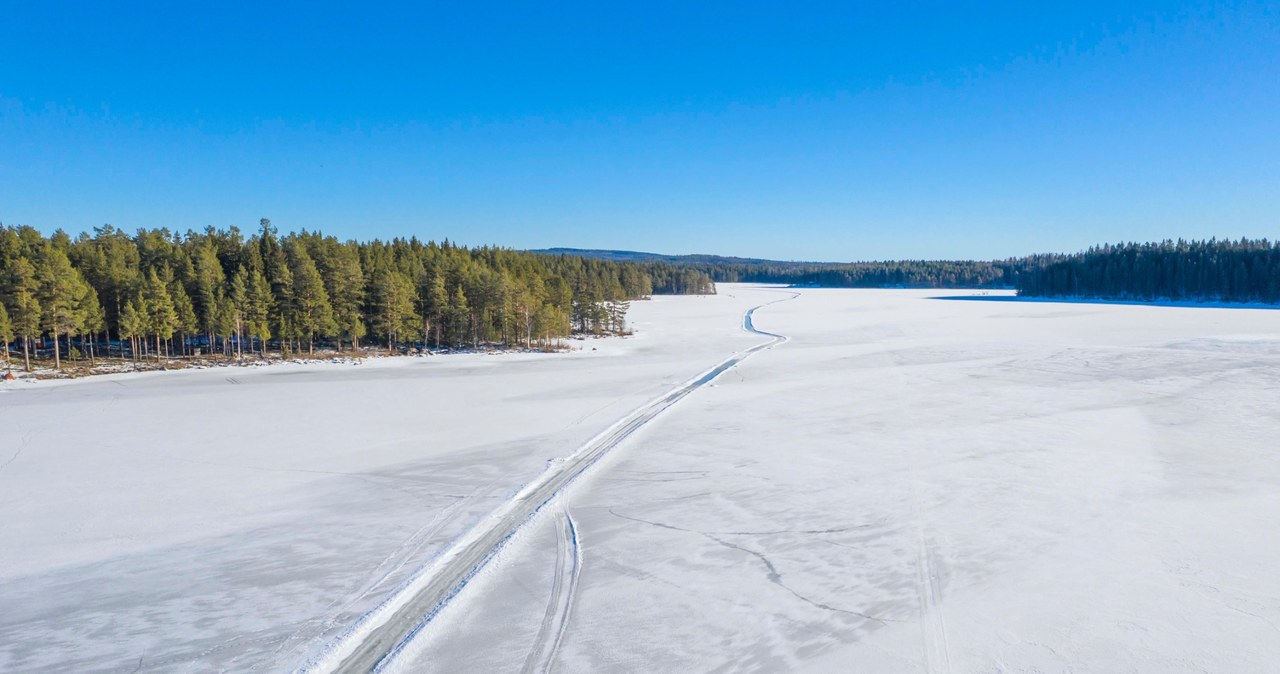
[85,226,141,340]
[323,246,366,351]
[0,302,12,367]
[449,283,470,347]
[143,269,178,360]
[193,244,226,350]
[424,272,449,348]
[246,268,273,356]
[120,298,146,360]
[372,269,417,352]
[288,244,335,354]
[5,257,42,371]
[272,259,296,356]
[171,282,198,356]
[75,282,105,363]
[214,295,238,358]
[229,267,249,359]
[38,247,83,369]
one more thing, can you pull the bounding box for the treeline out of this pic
[1017,238,1280,303]
[662,258,1058,289]
[0,221,715,371]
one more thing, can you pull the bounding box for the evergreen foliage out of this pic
[0,222,715,368]
[0,301,12,367]
[653,258,1051,289]
[1017,239,1280,303]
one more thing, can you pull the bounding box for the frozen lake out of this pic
[3,285,1279,672]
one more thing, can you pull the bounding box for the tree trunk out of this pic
[23,336,31,372]
[53,331,61,369]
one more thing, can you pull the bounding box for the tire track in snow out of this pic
[914,522,951,674]
[271,485,490,664]
[905,439,951,672]
[300,290,797,674]
[520,509,582,674]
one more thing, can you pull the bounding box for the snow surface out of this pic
[4,285,1280,673]
[0,289,768,673]
[391,287,1280,673]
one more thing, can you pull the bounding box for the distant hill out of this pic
[530,248,825,267]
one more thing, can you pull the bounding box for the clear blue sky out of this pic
[2,2,1278,261]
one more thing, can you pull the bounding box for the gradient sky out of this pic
[2,2,1278,261]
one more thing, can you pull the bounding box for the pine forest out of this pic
[0,221,715,372]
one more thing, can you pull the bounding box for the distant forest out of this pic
[536,248,1054,289]
[1017,239,1280,303]
[0,221,714,371]
[551,238,1280,302]
[680,258,1049,288]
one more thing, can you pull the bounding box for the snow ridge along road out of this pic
[302,292,797,674]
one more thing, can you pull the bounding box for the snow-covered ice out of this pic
[394,287,1280,673]
[4,285,1280,673]
[0,289,769,673]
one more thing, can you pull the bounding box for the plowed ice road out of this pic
[306,294,796,673]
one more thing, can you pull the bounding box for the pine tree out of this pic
[193,243,226,349]
[38,247,84,369]
[324,246,366,352]
[0,302,12,367]
[425,272,450,348]
[4,257,42,371]
[272,259,296,356]
[143,269,178,361]
[288,244,335,354]
[246,268,273,356]
[171,282,198,356]
[75,282,105,363]
[214,295,238,358]
[372,269,417,353]
[228,266,249,359]
[449,283,470,347]
[120,297,147,360]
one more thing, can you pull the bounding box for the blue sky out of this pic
[2,2,1278,261]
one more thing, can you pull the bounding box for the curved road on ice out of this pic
[310,292,796,673]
